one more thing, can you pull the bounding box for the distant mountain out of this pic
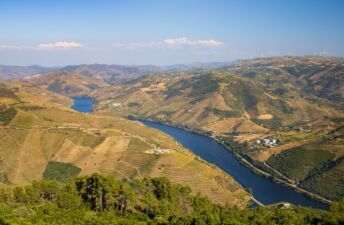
[0,62,234,84]
[0,65,57,80]
[161,61,233,71]
[57,63,235,84]
[225,56,344,107]
[58,64,162,84]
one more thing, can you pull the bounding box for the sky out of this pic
[0,0,343,66]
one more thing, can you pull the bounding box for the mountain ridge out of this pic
[1,56,341,84]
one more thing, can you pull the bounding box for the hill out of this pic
[0,65,57,80]
[54,63,235,84]
[58,64,162,84]
[91,56,344,201]
[6,56,343,202]
[1,62,233,84]
[24,72,109,96]
[94,58,342,132]
[0,80,249,206]
[226,56,344,107]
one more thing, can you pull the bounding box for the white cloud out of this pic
[113,37,224,49]
[38,41,83,49]
[0,41,83,51]
[163,37,224,47]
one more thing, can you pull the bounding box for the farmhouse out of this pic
[256,138,280,147]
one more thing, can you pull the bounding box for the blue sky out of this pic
[0,0,343,66]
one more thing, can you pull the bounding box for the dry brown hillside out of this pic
[0,80,249,206]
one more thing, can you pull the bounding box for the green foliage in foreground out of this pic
[43,161,81,182]
[0,174,343,225]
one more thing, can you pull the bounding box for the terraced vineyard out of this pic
[0,80,250,206]
[91,56,344,201]
[267,147,335,181]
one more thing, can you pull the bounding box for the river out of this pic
[71,97,329,210]
[71,96,94,113]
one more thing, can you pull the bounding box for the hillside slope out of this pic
[93,56,344,201]
[0,80,249,206]
[227,56,344,107]
[24,71,109,96]
[0,65,56,80]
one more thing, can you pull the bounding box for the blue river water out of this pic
[137,120,329,210]
[71,96,94,113]
[71,97,329,210]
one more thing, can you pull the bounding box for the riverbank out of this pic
[223,141,333,205]
[128,116,332,207]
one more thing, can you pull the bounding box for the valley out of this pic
[0,80,249,206]
[0,56,343,211]
[89,56,343,203]
[2,1,344,223]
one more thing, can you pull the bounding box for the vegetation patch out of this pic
[332,117,344,123]
[0,174,343,224]
[188,74,219,98]
[8,110,38,128]
[16,105,45,111]
[252,117,281,130]
[267,147,334,181]
[164,80,185,99]
[68,131,105,148]
[127,102,141,107]
[0,106,17,125]
[230,81,259,112]
[0,172,10,184]
[300,156,344,201]
[0,84,18,99]
[206,107,242,118]
[127,137,152,152]
[43,161,81,182]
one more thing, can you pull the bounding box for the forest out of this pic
[0,174,343,225]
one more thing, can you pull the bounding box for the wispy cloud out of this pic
[0,41,83,50]
[38,41,83,49]
[163,37,224,47]
[0,44,34,50]
[113,37,224,49]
